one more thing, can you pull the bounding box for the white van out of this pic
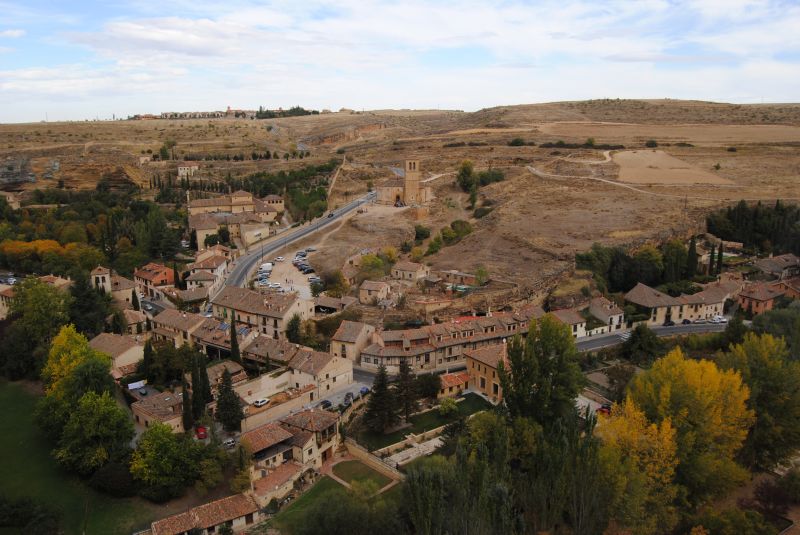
[259,262,273,271]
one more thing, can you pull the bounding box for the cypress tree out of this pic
[364,364,398,434]
[708,244,716,275]
[131,290,140,311]
[686,236,698,279]
[396,359,417,421]
[191,356,205,419]
[716,244,724,275]
[141,340,153,379]
[172,263,181,291]
[199,357,212,404]
[230,321,241,364]
[181,377,194,432]
[216,369,243,432]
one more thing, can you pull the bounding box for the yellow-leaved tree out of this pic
[597,398,679,535]
[42,324,110,398]
[627,347,754,503]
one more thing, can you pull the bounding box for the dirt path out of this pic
[560,150,613,164]
[421,171,455,183]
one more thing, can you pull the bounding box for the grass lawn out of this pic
[357,392,491,451]
[332,460,391,488]
[0,380,163,535]
[269,476,344,533]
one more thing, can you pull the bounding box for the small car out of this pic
[327,213,334,218]
[663,320,675,327]
[195,426,208,439]
[693,318,707,324]
[222,438,236,449]
[138,388,148,396]
[274,256,284,262]
[318,400,333,410]
[253,398,269,408]
[359,386,370,396]
[682,319,692,325]
[143,303,153,311]
[306,247,316,252]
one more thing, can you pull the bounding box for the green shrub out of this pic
[645,139,658,148]
[508,138,526,147]
[474,207,493,218]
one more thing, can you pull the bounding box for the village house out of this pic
[211,286,314,340]
[185,253,228,294]
[190,318,256,360]
[131,390,185,433]
[314,295,356,315]
[331,320,375,362]
[360,306,543,374]
[197,244,238,263]
[589,296,625,332]
[122,309,147,335]
[359,280,390,304]
[188,213,220,251]
[774,277,800,300]
[464,344,508,403]
[754,253,800,280]
[134,262,174,300]
[437,269,481,286]
[0,274,72,320]
[188,190,284,216]
[391,260,430,282]
[624,282,728,326]
[280,409,340,464]
[288,350,353,395]
[151,309,207,347]
[90,266,137,306]
[177,164,199,178]
[150,493,262,535]
[738,283,785,316]
[88,332,144,380]
[438,371,470,399]
[241,336,303,370]
[551,309,587,339]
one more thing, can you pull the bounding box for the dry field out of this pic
[613,150,732,185]
[3,99,800,296]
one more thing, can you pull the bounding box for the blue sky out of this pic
[0,0,799,122]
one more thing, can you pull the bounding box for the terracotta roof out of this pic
[263,194,283,202]
[0,285,15,298]
[177,287,209,302]
[212,286,300,319]
[253,462,303,497]
[332,320,370,343]
[241,336,302,364]
[282,427,314,448]
[440,371,469,390]
[189,195,231,209]
[778,277,800,293]
[241,422,294,453]
[134,263,172,284]
[191,494,259,530]
[133,391,183,420]
[91,265,110,276]
[740,283,784,302]
[360,280,389,291]
[754,254,800,275]
[189,255,227,271]
[624,282,678,308]
[151,511,195,535]
[123,309,146,325]
[289,350,335,376]
[186,270,217,281]
[185,360,246,388]
[192,318,250,348]
[314,295,350,310]
[88,333,141,359]
[393,260,425,272]
[152,309,206,333]
[111,274,135,291]
[551,309,586,326]
[281,408,338,432]
[678,286,728,306]
[590,296,623,316]
[464,343,507,370]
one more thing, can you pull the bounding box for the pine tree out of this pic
[172,263,181,291]
[141,340,153,379]
[686,236,698,279]
[396,359,417,421]
[181,377,194,432]
[708,244,716,275]
[216,369,243,432]
[364,364,398,434]
[716,243,724,275]
[229,321,241,364]
[199,359,212,404]
[191,356,205,419]
[131,290,140,311]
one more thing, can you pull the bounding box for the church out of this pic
[376,159,432,206]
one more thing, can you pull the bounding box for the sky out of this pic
[0,0,799,123]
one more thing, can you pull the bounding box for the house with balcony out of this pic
[134,262,174,300]
[211,286,314,340]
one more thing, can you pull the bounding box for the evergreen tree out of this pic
[199,358,212,404]
[717,243,724,275]
[216,369,243,432]
[286,314,301,343]
[708,243,716,275]
[111,310,127,334]
[191,356,205,419]
[172,263,182,290]
[181,377,194,432]
[229,321,241,364]
[68,272,112,337]
[141,340,153,379]
[363,364,398,434]
[686,236,698,279]
[131,289,140,311]
[395,359,417,421]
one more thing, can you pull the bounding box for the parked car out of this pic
[663,320,675,327]
[359,386,370,396]
[327,212,334,218]
[195,426,208,439]
[693,318,707,324]
[253,398,269,408]
[682,319,692,325]
[306,247,316,252]
[318,400,333,410]
[711,315,728,324]
[143,303,153,311]
[274,256,284,262]
[138,388,148,396]
[222,438,236,449]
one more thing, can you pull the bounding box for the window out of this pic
[493,383,499,395]
[480,377,486,389]
[246,513,254,525]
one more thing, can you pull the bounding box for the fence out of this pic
[344,438,405,481]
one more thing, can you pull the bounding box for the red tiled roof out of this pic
[740,283,784,302]
[281,408,338,432]
[240,422,293,453]
[464,343,508,370]
[440,371,469,390]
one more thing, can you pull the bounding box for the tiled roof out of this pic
[88,333,140,359]
[754,254,800,275]
[192,494,259,530]
[360,280,389,291]
[282,427,314,448]
[253,462,303,497]
[289,350,335,376]
[212,286,299,319]
[740,283,784,302]
[242,336,302,364]
[678,286,728,306]
[464,343,508,370]
[186,270,216,281]
[189,255,227,271]
[188,213,219,230]
[177,287,209,302]
[551,309,585,326]
[134,263,171,283]
[123,309,146,325]
[440,371,469,390]
[624,282,678,308]
[393,260,425,272]
[590,296,623,316]
[281,408,338,432]
[133,391,183,420]
[151,511,195,535]
[111,274,135,291]
[332,320,370,343]
[192,318,250,348]
[240,422,293,453]
[91,265,110,276]
[152,309,206,333]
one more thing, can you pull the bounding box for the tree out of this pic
[632,245,664,286]
[42,325,110,398]
[363,364,398,435]
[191,356,207,420]
[597,398,679,535]
[130,423,196,501]
[621,323,662,365]
[708,243,716,274]
[216,369,244,433]
[498,314,584,426]
[716,243,724,275]
[181,377,194,432]
[468,182,478,209]
[662,239,687,284]
[68,272,112,337]
[456,160,475,192]
[414,373,441,400]
[686,236,698,279]
[54,391,134,476]
[140,339,153,379]
[131,289,140,311]
[229,321,241,363]
[628,348,754,502]
[395,359,417,421]
[722,313,748,347]
[286,314,301,343]
[111,310,127,334]
[717,333,800,469]
[173,263,182,291]
[475,266,489,286]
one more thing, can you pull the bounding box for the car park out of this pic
[253,398,269,408]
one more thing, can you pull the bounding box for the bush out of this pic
[477,169,504,186]
[727,147,737,152]
[89,461,137,497]
[0,495,62,535]
[474,206,493,219]
[645,139,658,148]
[336,148,345,154]
[439,398,458,416]
[425,235,442,256]
[414,224,431,243]
[508,138,526,146]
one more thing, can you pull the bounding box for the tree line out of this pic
[707,199,800,255]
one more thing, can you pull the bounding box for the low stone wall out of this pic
[344,438,405,481]
[375,422,449,457]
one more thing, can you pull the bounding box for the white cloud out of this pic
[0,28,25,38]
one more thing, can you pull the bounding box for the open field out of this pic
[332,460,392,488]
[613,150,733,185]
[269,476,344,533]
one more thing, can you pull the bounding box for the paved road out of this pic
[141,299,166,316]
[223,191,376,290]
[576,322,727,352]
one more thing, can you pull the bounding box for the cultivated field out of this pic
[613,150,733,185]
